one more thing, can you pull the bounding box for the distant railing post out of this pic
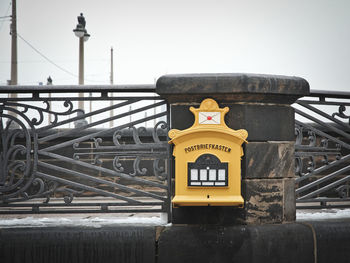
[156,73,310,224]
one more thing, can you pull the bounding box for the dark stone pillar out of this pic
[156,73,309,224]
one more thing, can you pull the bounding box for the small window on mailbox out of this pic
[188,154,228,187]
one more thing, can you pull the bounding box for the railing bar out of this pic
[74,152,168,157]
[296,204,350,209]
[309,89,350,99]
[295,108,350,141]
[40,110,167,151]
[37,98,142,134]
[295,152,340,157]
[295,145,340,151]
[295,154,350,183]
[296,100,350,107]
[298,173,350,200]
[297,101,350,131]
[0,96,162,102]
[295,120,350,150]
[0,209,165,214]
[0,202,164,207]
[296,164,350,195]
[38,151,168,189]
[296,197,350,203]
[35,172,142,204]
[74,144,168,151]
[0,84,156,93]
[37,161,167,201]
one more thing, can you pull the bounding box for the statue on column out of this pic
[77,13,86,28]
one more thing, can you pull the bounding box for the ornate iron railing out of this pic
[0,85,171,215]
[294,90,350,209]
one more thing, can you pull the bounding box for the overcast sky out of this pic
[0,0,349,91]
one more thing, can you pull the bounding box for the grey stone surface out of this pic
[242,142,295,179]
[243,178,295,224]
[3,222,350,263]
[224,103,295,141]
[243,179,283,224]
[172,206,245,225]
[170,104,195,131]
[170,103,295,141]
[284,178,296,222]
[156,73,310,104]
[0,226,156,263]
[158,224,314,263]
[310,221,350,263]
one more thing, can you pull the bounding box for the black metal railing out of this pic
[0,85,171,215]
[294,90,350,209]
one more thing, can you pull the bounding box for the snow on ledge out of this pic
[1,209,350,228]
[297,208,350,221]
[0,216,168,228]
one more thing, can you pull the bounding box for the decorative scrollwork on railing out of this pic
[294,123,343,179]
[153,158,167,181]
[306,156,316,173]
[332,105,350,125]
[73,121,169,179]
[113,156,124,172]
[0,111,37,202]
[112,130,122,146]
[295,125,303,145]
[295,156,316,177]
[336,185,350,199]
[132,126,146,145]
[42,181,84,204]
[3,100,82,128]
[308,131,316,147]
[129,156,147,176]
[153,121,168,143]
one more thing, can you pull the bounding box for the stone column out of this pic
[156,73,309,224]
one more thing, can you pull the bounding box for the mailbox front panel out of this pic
[168,98,248,207]
[188,154,228,187]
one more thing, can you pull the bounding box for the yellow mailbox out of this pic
[169,98,248,207]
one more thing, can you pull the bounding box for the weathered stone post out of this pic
[156,73,309,224]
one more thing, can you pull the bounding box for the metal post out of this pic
[9,0,18,123]
[10,0,17,86]
[109,47,114,127]
[79,36,84,110]
[110,47,114,85]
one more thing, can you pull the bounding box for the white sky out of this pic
[0,0,349,90]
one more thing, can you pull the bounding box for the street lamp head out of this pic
[84,32,90,42]
[73,25,85,38]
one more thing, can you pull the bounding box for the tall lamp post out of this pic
[73,13,90,110]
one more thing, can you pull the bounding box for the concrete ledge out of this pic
[1,222,350,263]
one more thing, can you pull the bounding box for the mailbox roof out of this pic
[168,126,248,144]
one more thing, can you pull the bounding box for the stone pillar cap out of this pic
[156,73,310,104]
